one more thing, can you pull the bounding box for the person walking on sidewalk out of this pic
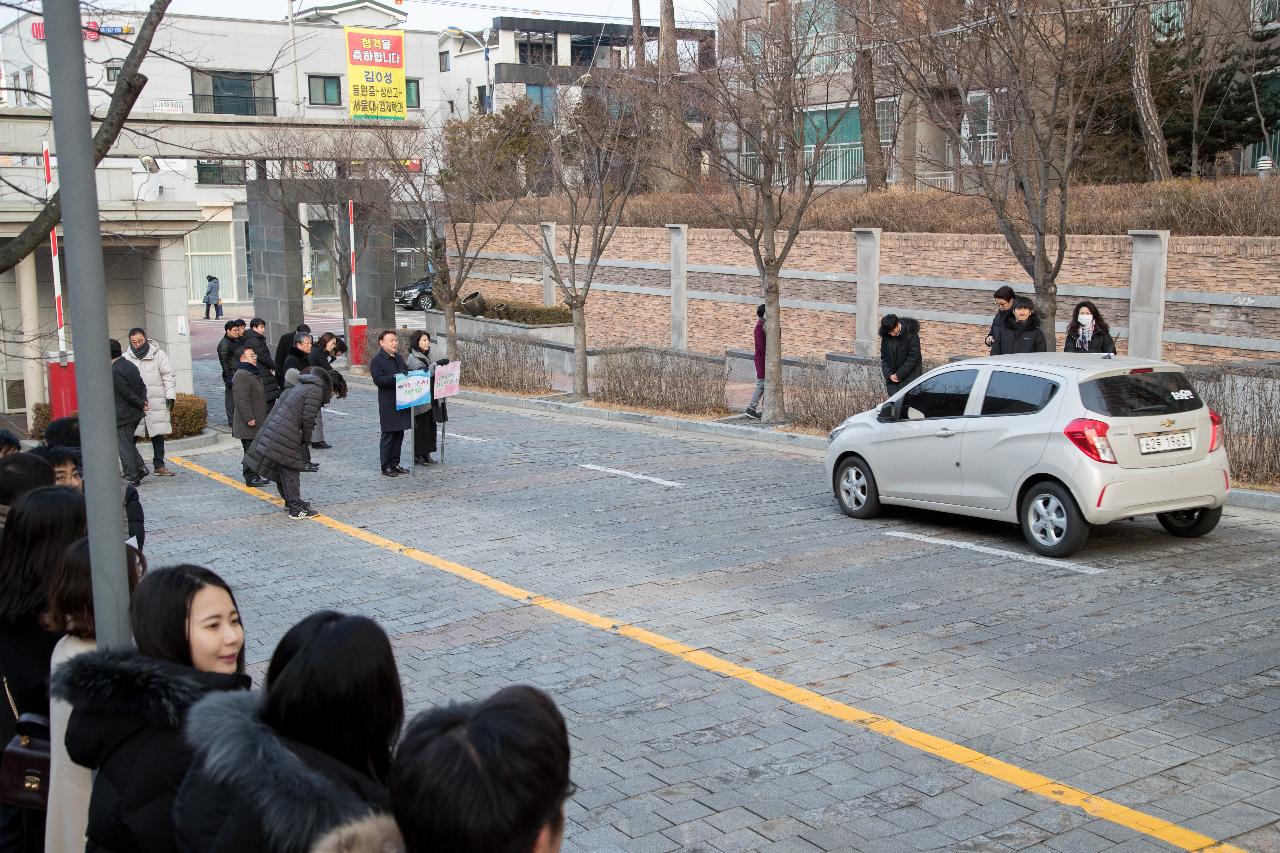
[203,275,223,320]
[745,304,766,420]
[123,327,177,478]
[217,319,245,427]
[231,347,271,487]
[1063,300,1117,354]
[244,368,332,519]
[880,314,923,395]
[371,330,411,477]
[111,338,149,487]
[991,296,1049,355]
[243,318,282,410]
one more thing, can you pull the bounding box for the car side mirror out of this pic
[878,402,898,422]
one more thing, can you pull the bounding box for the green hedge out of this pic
[29,393,208,442]
[482,301,572,325]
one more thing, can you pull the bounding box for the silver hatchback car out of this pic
[825,354,1230,557]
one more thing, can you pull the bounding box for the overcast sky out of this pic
[76,0,724,31]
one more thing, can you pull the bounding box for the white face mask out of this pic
[1078,313,1094,328]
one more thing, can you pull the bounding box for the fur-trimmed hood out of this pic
[1003,311,1041,330]
[52,649,247,731]
[178,691,388,853]
[880,316,920,338]
[310,815,405,853]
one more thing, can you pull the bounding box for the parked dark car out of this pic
[394,271,437,310]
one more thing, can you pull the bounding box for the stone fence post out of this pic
[539,221,556,307]
[1127,230,1169,360]
[667,224,688,351]
[852,228,882,357]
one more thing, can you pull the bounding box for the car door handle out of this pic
[935,428,958,438]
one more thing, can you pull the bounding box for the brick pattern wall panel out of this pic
[1167,237,1280,296]
[584,292,671,348]
[1163,302,1280,340]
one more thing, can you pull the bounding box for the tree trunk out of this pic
[1032,245,1058,352]
[762,268,785,422]
[571,304,589,397]
[443,299,457,354]
[658,0,677,78]
[1133,14,1173,181]
[856,50,888,191]
[632,0,646,68]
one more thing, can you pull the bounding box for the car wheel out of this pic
[1020,481,1089,557]
[409,295,422,311]
[1157,506,1223,538]
[834,457,882,519]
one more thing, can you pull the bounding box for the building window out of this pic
[1254,0,1279,25]
[9,74,18,105]
[23,67,35,105]
[196,160,247,185]
[526,84,555,121]
[476,85,489,114]
[185,222,236,303]
[406,78,420,109]
[191,70,276,115]
[308,75,341,106]
[439,50,451,72]
[106,62,123,82]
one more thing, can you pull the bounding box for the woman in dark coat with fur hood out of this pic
[174,611,403,853]
[52,565,249,853]
[879,314,923,395]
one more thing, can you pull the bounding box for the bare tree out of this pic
[500,73,660,398]
[656,2,861,421]
[1132,9,1174,180]
[870,0,1136,341]
[632,0,648,68]
[0,0,171,274]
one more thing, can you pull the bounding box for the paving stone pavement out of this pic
[139,360,1280,852]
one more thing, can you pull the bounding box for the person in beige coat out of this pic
[123,328,176,477]
[45,539,143,853]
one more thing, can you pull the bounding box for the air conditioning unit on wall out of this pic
[4,379,27,413]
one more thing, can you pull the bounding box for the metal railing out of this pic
[1253,0,1280,25]
[195,161,247,185]
[739,141,895,184]
[961,133,1004,165]
[918,172,956,191]
[191,94,277,116]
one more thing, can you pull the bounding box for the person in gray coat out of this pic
[244,368,332,519]
[110,339,148,487]
[203,275,222,319]
[230,346,271,488]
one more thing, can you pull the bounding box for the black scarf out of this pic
[236,362,261,376]
[130,341,150,359]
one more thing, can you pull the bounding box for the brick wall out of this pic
[461,225,1280,364]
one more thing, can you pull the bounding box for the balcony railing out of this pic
[1254,0,1280,25]
[191,94,277,116]
[740,141,895,184]
[196,161,247,185]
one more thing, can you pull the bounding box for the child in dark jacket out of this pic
[991,296,1048,355]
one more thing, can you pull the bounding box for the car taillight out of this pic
[1209,408,1223,452]
[1065,418,1116,464]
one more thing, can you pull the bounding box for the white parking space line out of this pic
[883,531,1106,575]
[444,433,489,443]
[579,464,684,489]
[324,409,351,416]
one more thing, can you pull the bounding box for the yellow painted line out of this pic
[168,454,1247,853]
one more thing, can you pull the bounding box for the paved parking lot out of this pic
[143,360,1280,852]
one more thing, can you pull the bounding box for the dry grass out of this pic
[454,334,552,395]
[509,179,1280,237]
[785,362,887,433]
[593,348,732,416]
[1187,366,1280,488]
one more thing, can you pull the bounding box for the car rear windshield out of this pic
[1079,371,1204,417]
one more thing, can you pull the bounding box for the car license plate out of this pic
[1138,430,1192,454]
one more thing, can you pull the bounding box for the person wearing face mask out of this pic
[52,565,250,853]
[991,296,1048,355]
[1063,301,1117,354]
[122,327,177,478]
[405,330,451,466]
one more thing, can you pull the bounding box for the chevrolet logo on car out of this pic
[1161,418,1176,427]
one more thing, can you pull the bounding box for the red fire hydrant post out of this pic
[347,318,368,367]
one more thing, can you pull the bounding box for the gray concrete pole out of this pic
[44,0,131,649]
[16,254,47,431]
[852,228,882,357]
[667,224,688,351]
[1127,230,1169,360]
[539,221,557,307]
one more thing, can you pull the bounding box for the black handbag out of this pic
[0,676,50,811]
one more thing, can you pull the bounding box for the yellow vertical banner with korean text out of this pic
[344,27,406,121]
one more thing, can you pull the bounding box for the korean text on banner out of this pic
[395,371,432,410]
[344,26,406,121]
[434,362,462,399]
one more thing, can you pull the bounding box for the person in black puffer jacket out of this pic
[1063,300,1117,354]
[991,295,1048,355]
[244,368,332,519]
[53,565,249,853]
[174,612,403,853]
[879,314,923,395]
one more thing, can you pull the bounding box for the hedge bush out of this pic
[593,348,731,415]
[454,333,551,393]
[28,393,208,442]
[482,301,572,325]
